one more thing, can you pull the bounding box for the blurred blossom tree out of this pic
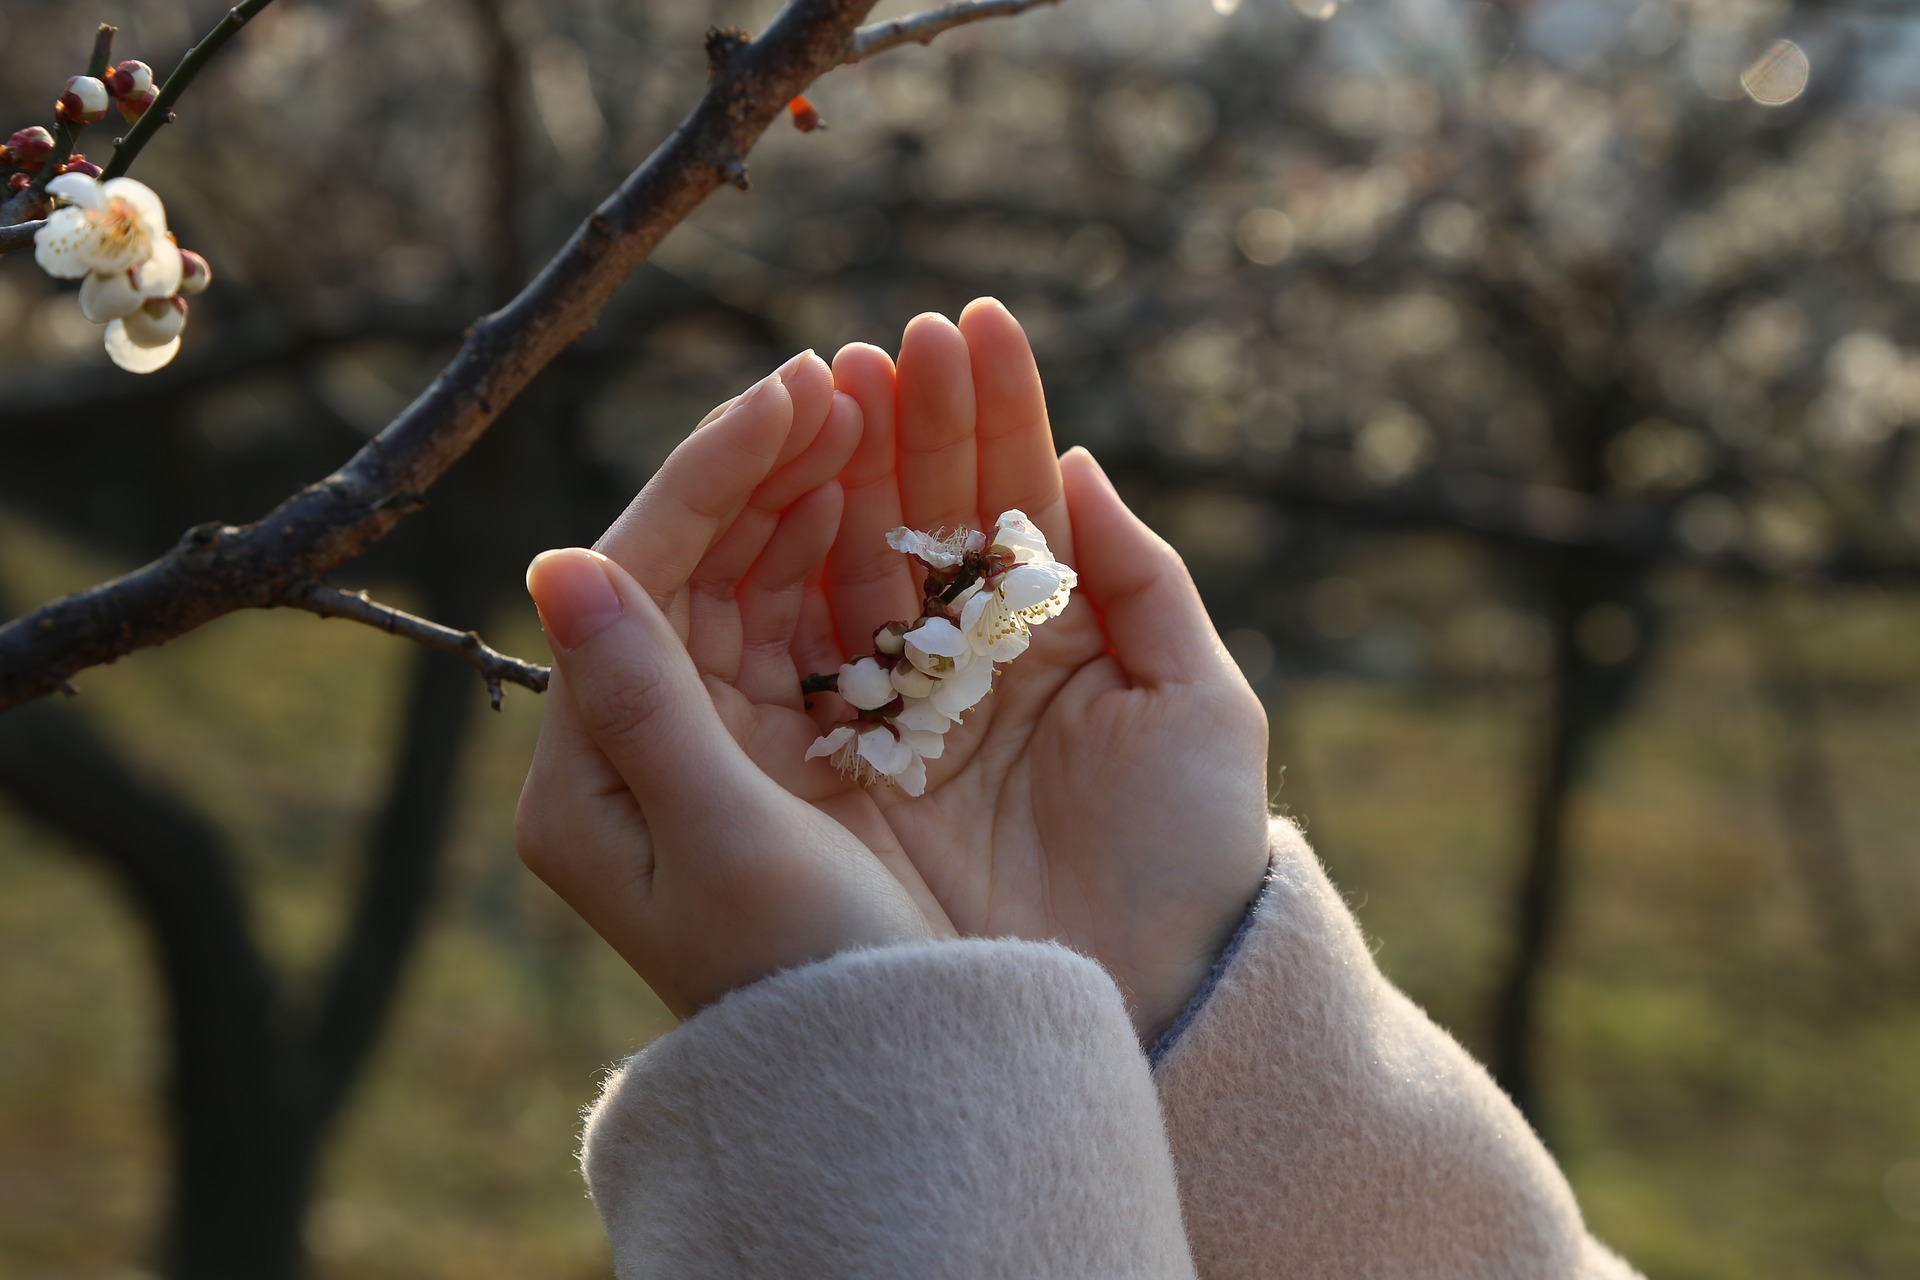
[2,0,1918,1275]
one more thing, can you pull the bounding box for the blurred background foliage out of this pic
[2,0,1918,1275]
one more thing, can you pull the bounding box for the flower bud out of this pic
[6,126,55,171]
[117,87,159,123]
[57,153,102,179]
[123,295,188,347]
[105,61,154,100]
[7,173,30,193]
[890,663,936,698]
[872,621,910,655]
[787,95,826,133]
[55,76,111,126]
[177,249,213,296]
[838,656,896,711]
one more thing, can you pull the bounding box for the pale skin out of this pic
[516,299,1272,1041]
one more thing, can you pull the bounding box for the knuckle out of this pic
[575,670,675,751]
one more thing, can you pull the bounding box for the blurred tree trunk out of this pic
[0,576,480,1278]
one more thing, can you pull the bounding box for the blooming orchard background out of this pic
[2,0,1919,1276]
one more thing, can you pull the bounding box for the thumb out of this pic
[527,547,756,832]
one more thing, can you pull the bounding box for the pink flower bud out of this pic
[55,76,111,126]
[178,249,212,296]
[6,126,55,171]
[7,173,30,193]
[117,87,159,123]
[57,153,102,179]
[105,61,154,100]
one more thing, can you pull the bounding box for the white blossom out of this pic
[949,512,1078,661]
[34,174,199,374]
[805,723,929,796]
[837,656,896,710]
[904,616,996,719]
[35,174,181,298]
[886,524,984,569]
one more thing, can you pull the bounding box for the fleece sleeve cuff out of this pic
[1151,817,1641,1280]
[581,937,1198,1280]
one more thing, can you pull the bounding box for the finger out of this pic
[736,482,845,707]
[527,547,762,838]
[896,312,979,534]
[959,298,1072,561]
[792,572,848,722]
[768,349,835,470]
[1059,446,1231,687]
[826,342,918,653]
[684,390,864,685]
[593,352,822,613]
[515,667,652,906]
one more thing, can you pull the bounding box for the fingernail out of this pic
[526,548,622,650]
[741,369,782,404]
[777,348,817,381]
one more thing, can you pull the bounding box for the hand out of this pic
[515,354,946,1020]
[804,300,1273,1039]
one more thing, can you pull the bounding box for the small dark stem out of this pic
[285,583,549,709]
[800,672,841,696]
[104,0,280,181]
[20,24,118,208]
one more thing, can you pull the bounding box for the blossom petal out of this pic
[897,727,945,761]
[101,177,168,234]
[892,753,927,797]
[123,300,187,347]
[998,563,1065,612]
[805,725,857,761]
[890,663,937,698]
[45,172,106,212]
[855,728,914,777]
[133,235,182,298]
[905,616,970,659]
[838,657,896,710]
[894,698,952,733]
[79,270,143,322]
[33,207,100,279]
[104,320,180,373]
[930,657,995,718]
[991,509,1054,562]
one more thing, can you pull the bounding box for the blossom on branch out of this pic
[34,173,207,373]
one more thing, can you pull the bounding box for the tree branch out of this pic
[0,220,44,256]
[0,0,1062,713]
[102,0,280,181]
[847,0,1063,62]
[286,583,547,710]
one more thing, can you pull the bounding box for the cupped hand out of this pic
[748,301,1274,1040]
[515,353,950,1020]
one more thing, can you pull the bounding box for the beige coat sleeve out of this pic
[1152,817,1642,1280]
[580,937,1198,1280]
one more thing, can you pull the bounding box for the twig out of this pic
[0,220,44,256]
[286,583,548,710]
[0,25,116,227]
[0,0,1063,712]
[846,0,1063,62]
[103,0,280,181]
